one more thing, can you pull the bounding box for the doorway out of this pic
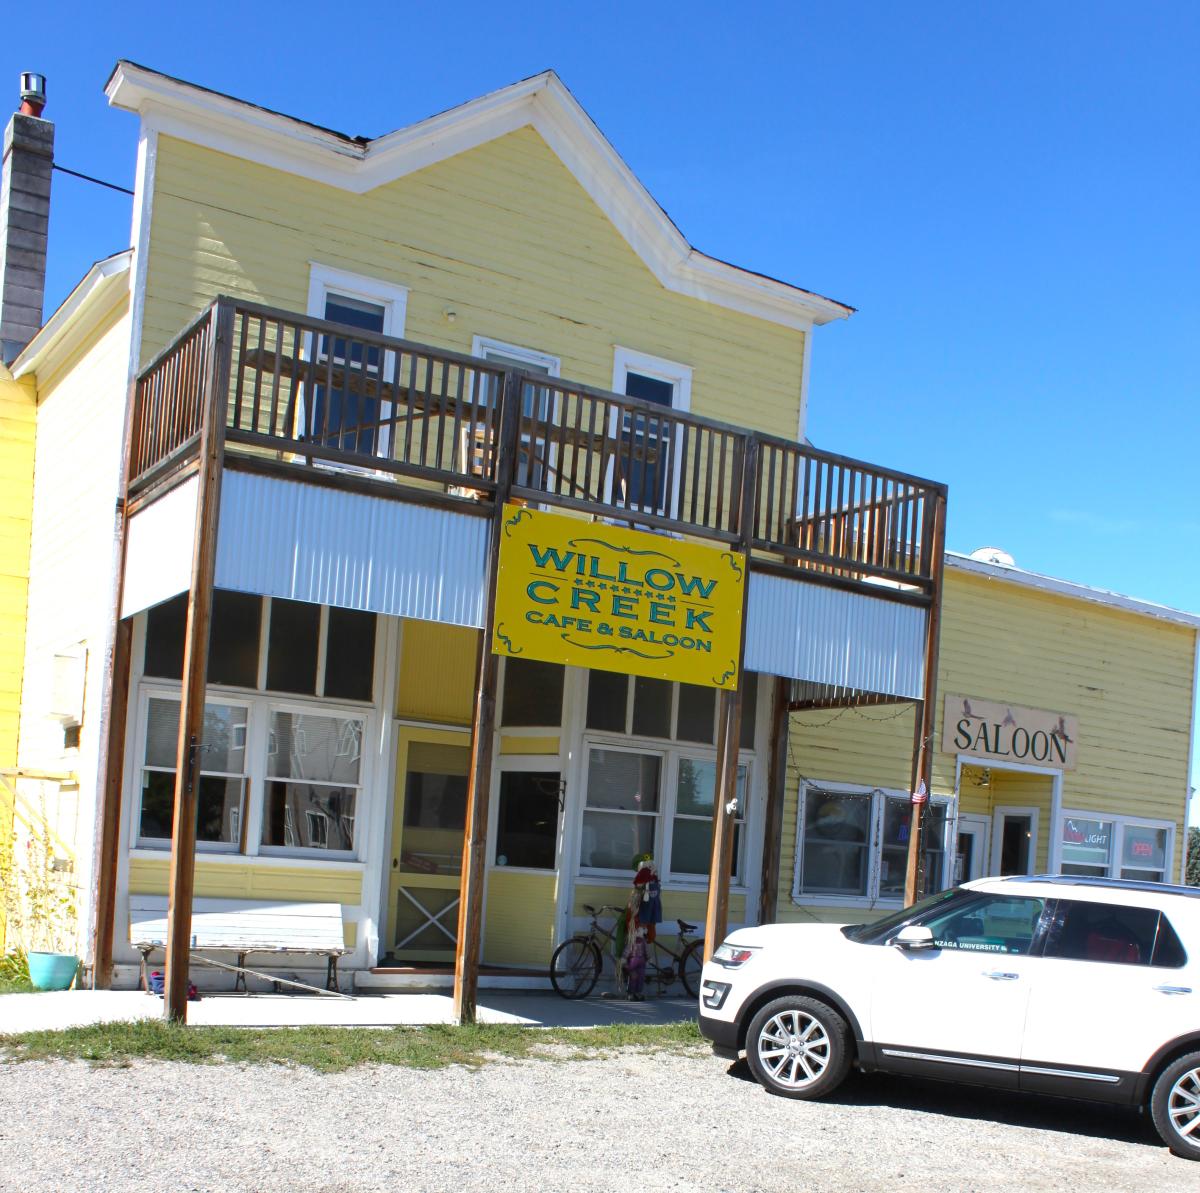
[991,806,1040,876]
[954,813,990,883]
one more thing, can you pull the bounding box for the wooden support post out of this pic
[452,370,522,1025]
[91,617,132,987]
[164,301,232,1023]
[903,491,947,907]
[757,675,791,926]
[704,439,757,961]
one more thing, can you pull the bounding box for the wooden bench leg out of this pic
[235,952,247,995]
[326,954,339,993]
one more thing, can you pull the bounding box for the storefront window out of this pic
[579,748,660,870]
[138,696,248,847]
[584,669,757,745]
[501,657,564,727]
[795,784,950,903]
[669,758,746,878]
[1060,817,1114,877]
[1120,825,1169,883]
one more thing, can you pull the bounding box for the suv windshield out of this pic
[841,887,970,944]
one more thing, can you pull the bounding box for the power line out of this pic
[52,163,134,196]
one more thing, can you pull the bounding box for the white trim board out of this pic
[106,63,852,331]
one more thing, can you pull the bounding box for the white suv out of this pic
[699,875,1200,1159]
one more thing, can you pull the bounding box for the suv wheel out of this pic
[744,995,852,1100]
[1151,1050,1200,1160]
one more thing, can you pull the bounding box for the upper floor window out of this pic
[611,348,692,517]
[305,264,408,454]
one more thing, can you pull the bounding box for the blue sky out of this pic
[5,3,1198,814]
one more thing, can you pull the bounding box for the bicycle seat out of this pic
[583,904,596,915]
[677,919,698,934]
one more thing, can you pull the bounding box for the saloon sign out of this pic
[492,504,746,688]
[942,694,1078,770]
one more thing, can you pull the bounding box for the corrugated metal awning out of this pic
[744,571,925,699]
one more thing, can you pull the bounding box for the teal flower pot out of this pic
[27,951,78,991]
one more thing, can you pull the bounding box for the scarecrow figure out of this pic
[620,852,663,999]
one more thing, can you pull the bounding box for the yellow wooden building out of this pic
[1,65,1195,1015]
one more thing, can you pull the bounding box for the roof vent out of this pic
[969,546,1015,567]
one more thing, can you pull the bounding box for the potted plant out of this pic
[0,798,79,991]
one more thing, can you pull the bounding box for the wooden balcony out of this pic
[127,297,946,602]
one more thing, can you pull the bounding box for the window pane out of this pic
[1061,817,1114,876]
[580,810,655,870]
[268,711,362,785]
[138,771,244,845]
[675,759,747,818]
[324,607,376,701]
[495,771,560,870]
[921,804,948,897]
[586,749,660,812]
[501,657,564,727]
[1121,826,1168,876]
[267,599,320,694]
[800,791,871,896]
[262,782,356,851]
[311,294,386,455]
[878,798,913,900]
[739,672,758,749]
[1045,900,1159,966]
[676,684,715,744]
[586,670,627,733]
[922,895,1045,955]
[1152,917,1188,968]
[671,818,741,878]
[208,590,261,688]
[632,676,671,739]
[400,742,468,875]
[144,593,186,680]
[145,698,247,772]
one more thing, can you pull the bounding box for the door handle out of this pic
[1154,985,1192,996]
[983,971,1020,981]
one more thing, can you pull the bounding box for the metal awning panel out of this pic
[744,571,926,699]
[213,471,488,627]
[121,475,198,618]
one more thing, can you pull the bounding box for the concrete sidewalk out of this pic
[0,987,697,1034]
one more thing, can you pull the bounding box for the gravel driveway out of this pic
[0,1050,1193,1192]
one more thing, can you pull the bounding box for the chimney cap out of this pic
[19,72,46,117]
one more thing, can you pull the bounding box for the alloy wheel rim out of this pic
[758,1010,831,1088]
[1168,1066,1200,1140]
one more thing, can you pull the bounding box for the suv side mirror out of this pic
[893,925,936,951]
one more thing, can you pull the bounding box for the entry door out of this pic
[385,729,470,963]
[955,814,990,883]
[991,807,1039,876]
[482,757,564,969]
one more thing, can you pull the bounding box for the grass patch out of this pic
[0,953,35,995]
[0,1018,704,1072]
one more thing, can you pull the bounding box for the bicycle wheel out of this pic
[549,938,602,999]
[680,939,704,999]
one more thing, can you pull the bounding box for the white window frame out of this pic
[488,753,565,876]
[990,805,1041,876]
[610,347,693,519]
[1053,809,1176,883]
[792,780,953,908]
[132,596,383,863]
[305,263,409,460]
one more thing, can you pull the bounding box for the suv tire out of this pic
[1150,1050,1200,1160]
[745,995,852,1100]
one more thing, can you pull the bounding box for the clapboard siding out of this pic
[484,870,558,967]
[128,856,364,907]
[140,129,806,437]
[775,567,1196,920]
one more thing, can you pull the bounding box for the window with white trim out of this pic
[1058,812,1175,883]
[577,670,756,882]
[134,592,378,860]
[305,264,408,454]
[794,783,950,904]
[611,347,692,518]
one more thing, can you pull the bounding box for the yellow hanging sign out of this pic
[492,504,745,689]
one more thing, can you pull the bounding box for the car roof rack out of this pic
[1000,874,1200,899]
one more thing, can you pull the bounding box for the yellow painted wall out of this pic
[397,619,478,724]
[0,368,35,946]
[776,566,1197,921]
[484,870,557,966]
[139,130,807,437]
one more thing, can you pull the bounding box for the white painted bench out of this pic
[129,895,352,998]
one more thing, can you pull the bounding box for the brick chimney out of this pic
[1,72,53,364]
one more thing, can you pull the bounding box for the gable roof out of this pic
[105,63,853,331]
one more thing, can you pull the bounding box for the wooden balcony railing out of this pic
[127,298,946,593]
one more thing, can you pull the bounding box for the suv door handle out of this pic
[1154,985,1192,996]
[983,971,1020,981]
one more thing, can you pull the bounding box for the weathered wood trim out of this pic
[757,675,791,926]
